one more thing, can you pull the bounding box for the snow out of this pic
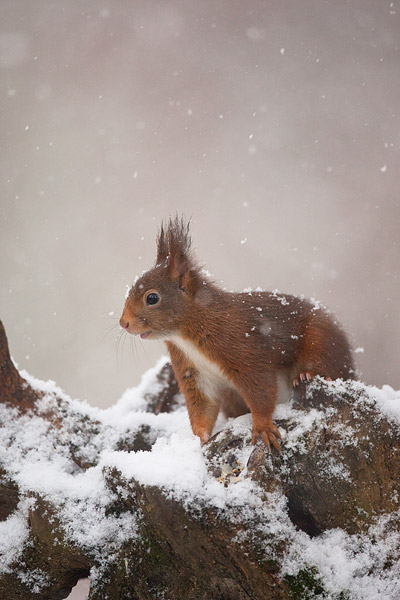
[102,435,206,492]
[315,376,400,425]
[283,513,400,600]
[368,384,400,423]
[0,499,32,574]
[16,568,50,594]
[1,359,400,598]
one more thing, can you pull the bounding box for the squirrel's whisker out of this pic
[115,329,125,370]
[98,323,120,345]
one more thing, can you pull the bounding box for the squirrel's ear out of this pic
[170,254,201,295]
[156,223,168,264]
[169,252,190,285]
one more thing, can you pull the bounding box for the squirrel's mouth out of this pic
[139,331,153,339]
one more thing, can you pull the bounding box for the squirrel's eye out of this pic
[146,292,160,306]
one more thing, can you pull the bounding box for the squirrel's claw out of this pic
[294,372,313,387]
[299,372,312,382]
[294,373,333,388]
[251,423,282,453]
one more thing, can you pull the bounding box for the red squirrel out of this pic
[120,217,355,451]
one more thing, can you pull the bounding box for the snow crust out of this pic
[1,358,400,598]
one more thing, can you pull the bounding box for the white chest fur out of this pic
[168,335,234,402]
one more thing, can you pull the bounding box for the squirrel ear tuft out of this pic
[166,215,192,282]
[156,223,168,264]
[159,215,199,289]
[156,216,191,271]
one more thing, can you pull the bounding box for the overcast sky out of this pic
[1,0,399,410]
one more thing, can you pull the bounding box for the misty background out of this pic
[1,0,399,413]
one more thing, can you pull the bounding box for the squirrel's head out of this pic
[120,217,206,339]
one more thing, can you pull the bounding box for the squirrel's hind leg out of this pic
[293,315,355,382]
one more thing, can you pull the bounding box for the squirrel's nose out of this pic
[119,316,130,330]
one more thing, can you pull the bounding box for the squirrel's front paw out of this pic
[251,418,282,452]
[199,432,210,445]
[192,427,211,446]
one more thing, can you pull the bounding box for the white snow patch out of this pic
[283,514,400,600]
[367,384,400,423]
[0,499,33,574]
[2,363,400,598]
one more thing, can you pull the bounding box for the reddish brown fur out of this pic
[120,217,355,450]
